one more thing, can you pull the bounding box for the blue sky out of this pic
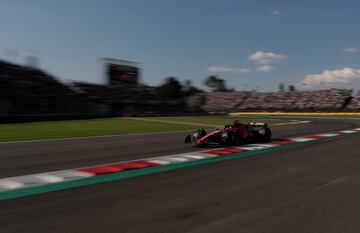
[1,0,360,91]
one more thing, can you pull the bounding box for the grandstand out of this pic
[187,92,250,112]
[346,91,360,110]
[188,89,353,113]
[238,92,295,110]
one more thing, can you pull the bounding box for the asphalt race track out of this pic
[1,118,360,233]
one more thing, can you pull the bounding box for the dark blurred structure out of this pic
[2,57,360,122]
[0,58,187,120]
[69,81,185,116]
[0,59,109,117]
[104,58,139,86]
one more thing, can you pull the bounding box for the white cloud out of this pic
[257,65,274,72]
[343,47,358,53]
[248,51,288,64]
[272,9,280,15]
[299,67,360,89]
[207,65,250,74]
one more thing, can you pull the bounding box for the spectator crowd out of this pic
[188,89,355,112]
[346,91,360,109]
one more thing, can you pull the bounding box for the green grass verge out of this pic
[0,116,294,142]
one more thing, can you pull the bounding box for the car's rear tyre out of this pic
[263,128,272,141]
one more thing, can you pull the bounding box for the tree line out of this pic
[157,76,296,99]
[156,75,231,99]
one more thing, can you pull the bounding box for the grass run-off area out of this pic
[0,116,295,142]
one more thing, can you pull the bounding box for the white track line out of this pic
[128,117,221,127]
[130,117,311,127]
[0,130,192,144]
[271,120,311,126]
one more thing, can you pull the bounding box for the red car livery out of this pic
[185,121,272,146]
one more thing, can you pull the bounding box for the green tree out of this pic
[288,84,296,92]
[157,77,183,99]
[183,80,203,95]
[204,75,227,92]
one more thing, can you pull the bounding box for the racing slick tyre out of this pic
[196,128,207,139]
[184,134,192,143]
[220,130,237,146]
[263,128,272,141]
[185,129,206,143]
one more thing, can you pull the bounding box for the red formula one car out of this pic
[184,120,272,146]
